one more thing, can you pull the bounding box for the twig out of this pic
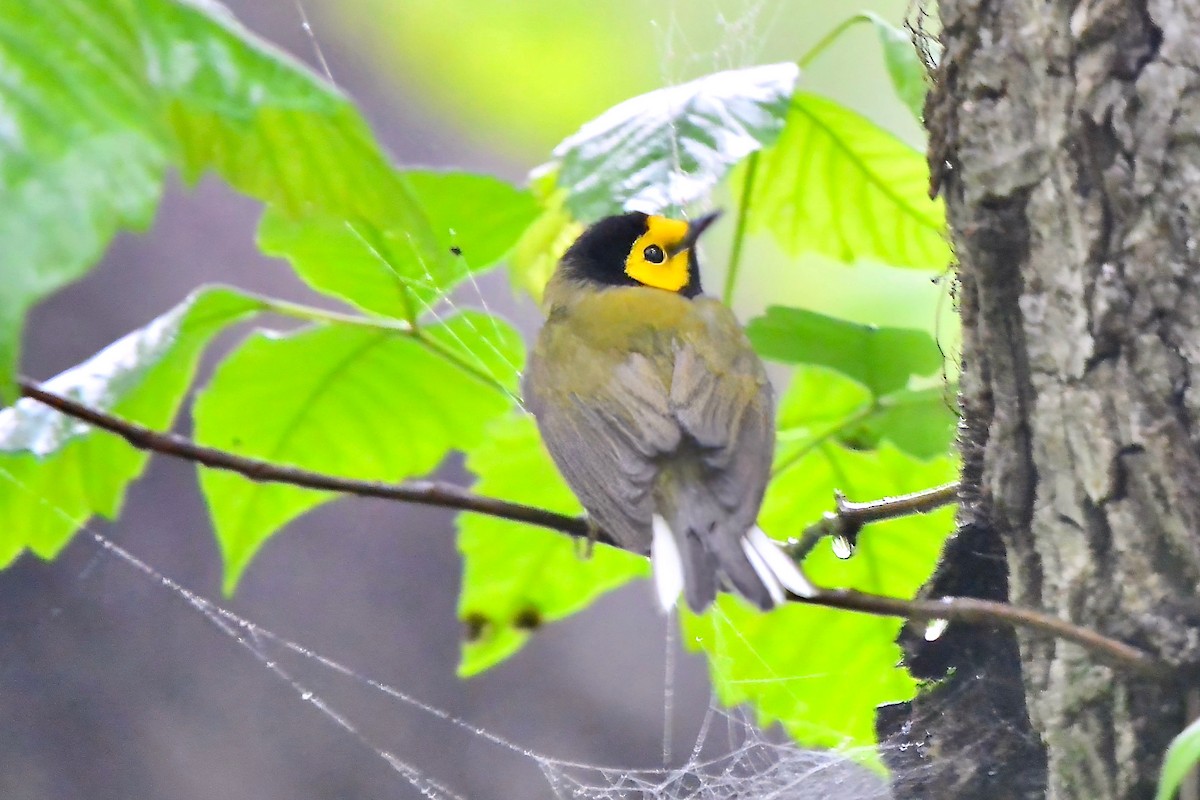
[240,288,516,401]
[799,589,1166,676]
[838,482,960,527]
[798,13,864,69]
[787,482,960,560]
[16,379,591,541]
[723,151,760,306]
[15,379,1165,675]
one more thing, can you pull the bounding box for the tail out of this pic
[740,526,817,603]
[651,515,688,610]
[651,516,815,612]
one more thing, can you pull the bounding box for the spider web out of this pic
[1,459,900,800]
[0,2,972,799]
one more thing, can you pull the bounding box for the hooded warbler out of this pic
[525,211,815,611]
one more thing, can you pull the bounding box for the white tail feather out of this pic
[651,515,685,611]
[745,526,817,599]
[740,537,785,606]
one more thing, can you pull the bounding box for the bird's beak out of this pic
[667,210,722,257]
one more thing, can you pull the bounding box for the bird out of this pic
[523,210,815,612]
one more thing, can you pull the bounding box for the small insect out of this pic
[449,246,462,256]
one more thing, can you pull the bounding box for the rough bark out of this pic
[918,0,1200,797]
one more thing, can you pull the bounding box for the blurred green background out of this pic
[314,0,952,339]
[1,3,950,800]
[318,0,923,159]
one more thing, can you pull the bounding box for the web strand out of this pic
[0,450,897,800]
[297,0,529,412]
[663,608,677,765]
[3,3,950,798]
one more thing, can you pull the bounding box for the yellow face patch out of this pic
[623,215,691,292]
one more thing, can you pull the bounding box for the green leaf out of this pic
[773,363,955,468]
[747,306,944,396]
[146,0,455,322]
[861,12,927,122]
[0,0,510,400]
[456,414,648,676]
[1157,716,1200,800]
[0,0,171,403]
[258,170,539,320]
[508,199,580,303]
[508,169,582,302]
[404,171,540,270]
[422,311,528,396]
[553,63,800,221]
[685,442,957,767]
[0,287,260,565]
[848,386,957,460]
[195,313,523,593]
[749,92,949,269]
[774,366,873,445]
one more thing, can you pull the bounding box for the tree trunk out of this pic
[878,519,1048,798]
[895,0,1200,796]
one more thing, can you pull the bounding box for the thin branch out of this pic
[799,589,1166,676]
[787,482,960,560]
[244,288,519,404]
[723,151,760,306]
[16,379,588,540]
[16,379,1165,675]
[798,13,869,69]
[839,481,960,526]
[248,291,416,334]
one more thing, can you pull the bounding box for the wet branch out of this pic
[787,482,960,560]
[17,378,1165,675]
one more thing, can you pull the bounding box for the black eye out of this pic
[643,244,665,264]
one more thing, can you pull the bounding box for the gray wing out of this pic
[525,351,681,554]
[669,343,774,529]
[661,302,776,608]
